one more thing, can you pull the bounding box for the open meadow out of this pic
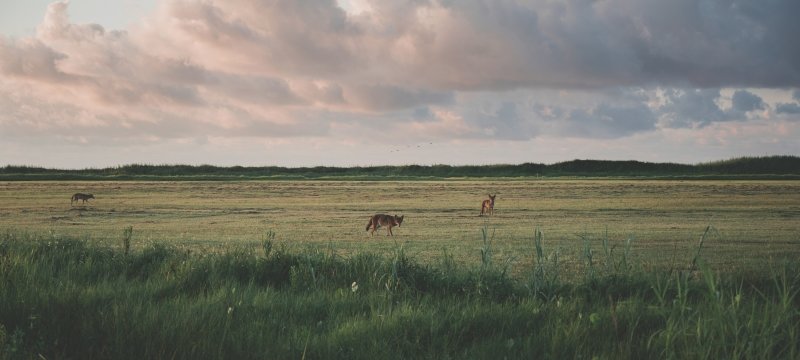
[1,179,799,276]
[2,179,800,358]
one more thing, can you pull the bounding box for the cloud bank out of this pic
[0,0,798,166]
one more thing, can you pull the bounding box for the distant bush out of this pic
[697,155,800,174]
[2,155,797,180]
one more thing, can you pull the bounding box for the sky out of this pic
[1,0,798,168]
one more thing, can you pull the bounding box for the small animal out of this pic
[480,194,496,216]
[71,193,95,206]
[365,214,404,236]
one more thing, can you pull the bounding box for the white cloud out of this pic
[1,0,799,167]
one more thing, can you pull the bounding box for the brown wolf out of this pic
[71,193,95,206]
[365,214,404,236]
[480,194,496,216]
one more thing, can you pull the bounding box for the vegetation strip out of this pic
[2,155,798,180]
[1,233,798,359]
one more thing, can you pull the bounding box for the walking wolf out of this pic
[365,214,404,236]
[71,193,94,206]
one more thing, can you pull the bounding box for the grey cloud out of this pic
[774,89,800,116]
[659,89,726,128]
[377,0,800,90]
[319,84,346,105]
[658,88,773,128]
[138,0,800,91]
[559,103,656,139]
[346,84,453,111]
[533,104,564,120]
[149,83,204,106]
[451,88,661,141]
[610,0,800,88]
[480,102,536,140]
[22,0,800,95]
[453,101,539,140]
[731,90,765,113]
[412,107,432,120]
[776,103,800,115]
[5,0,800,151]
[439,1,797,89]
[18,0,800,105]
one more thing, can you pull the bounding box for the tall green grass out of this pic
[1,228,798,359]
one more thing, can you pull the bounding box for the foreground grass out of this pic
[1,231,799,359]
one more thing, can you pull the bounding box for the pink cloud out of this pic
[0,37,74,82]
[0,0,798,167]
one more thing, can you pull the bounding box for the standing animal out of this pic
[480,194,496,216]
[365,214,404,236]
[71,193,95,206]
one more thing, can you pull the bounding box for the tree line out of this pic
[1,155,798,179]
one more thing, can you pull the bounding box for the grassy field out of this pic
[1,230,799,358]
[1,179,799,277]
[2,179,800,358]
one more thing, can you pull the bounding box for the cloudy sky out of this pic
[1,0,798,168]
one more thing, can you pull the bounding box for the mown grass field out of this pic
[1,179,799,276]
[2,179,800,358]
